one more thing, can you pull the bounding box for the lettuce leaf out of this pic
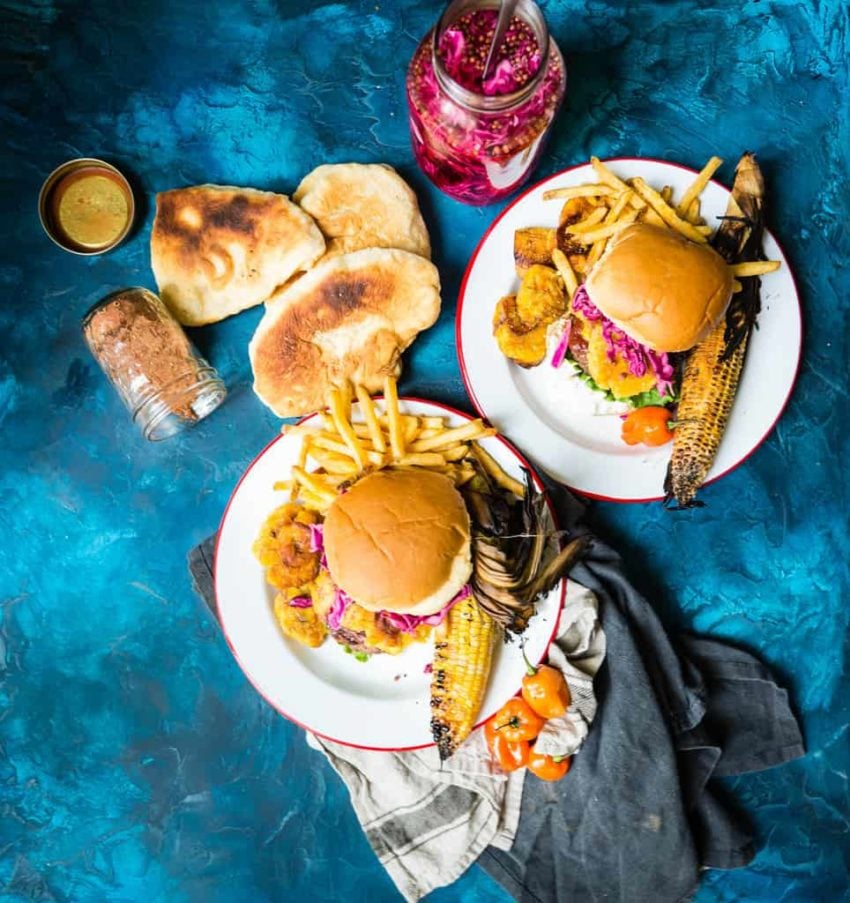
[630,387,677,408]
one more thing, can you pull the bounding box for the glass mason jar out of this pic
[82,287,226,441]
[406,0,566,205]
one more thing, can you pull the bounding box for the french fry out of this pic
[563,208,638,245]
[396,452,447,468]
[605,189,634,224]
[329,386,368,471]
[471,444,525,497]
[420,416,448,429]
[292,432,309,500]
[311,433,385,465]
[641,206,666,227]
[586,239,606,270]
[311,432,351,454]
[551,248,578,299]
[273,480,293,493]
[355,383,386,453]
[337,379,354,421]
[542,183,619,201]
[661,185,674,204]
[731,279,743,293]
[630,177,709,243]
[308,446,360,475]
[452,463,478,485]
[383,375,405,459]
[563,207,607,233]
[299,489,333,512]
[686,197,702,224]
[292,466,338,504]
[319,473,351,487]
[676,156,723,217]
[729,260,781,277]
[417,427,442,440]
[695,225,713,236]
[442,444,471,462]
[403,417,421,444]
[409,421,495,453]
[590,157,646,209]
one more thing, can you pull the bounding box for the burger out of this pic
[313,468,473,654]
[553,223,733,407]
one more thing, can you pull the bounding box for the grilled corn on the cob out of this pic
[664,322,748,507]
[430,593,498,760]
[664,153,766,508]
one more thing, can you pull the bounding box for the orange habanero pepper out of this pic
[527,749,571,782]
[484,720,531,772]
[521,648,571,719]
[487,697,545,743]
[621,406,676,447]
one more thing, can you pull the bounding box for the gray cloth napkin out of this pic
[189,482,804,902]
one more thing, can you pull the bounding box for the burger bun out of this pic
[323,468,472,616]
[585,223,733,352]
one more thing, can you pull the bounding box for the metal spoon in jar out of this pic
[482,0,520,86]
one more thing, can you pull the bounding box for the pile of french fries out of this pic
[275,376,525,512]
[543,156,780,296]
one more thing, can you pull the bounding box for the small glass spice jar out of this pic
[406,0,566,205]
[82,287,226,441]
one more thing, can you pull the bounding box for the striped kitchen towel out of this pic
[306,581,604,901]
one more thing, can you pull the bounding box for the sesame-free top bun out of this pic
[585,223,733,352]
[323,469,472,616]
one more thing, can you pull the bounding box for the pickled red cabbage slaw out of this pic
[550,319,572,369]
[379,585,472,634]
[570,286,675,398]
[321,554,471,634]
[288,596,312,609]
[328,587,353,631]
[326,582,471,634]
[308,523,328,568]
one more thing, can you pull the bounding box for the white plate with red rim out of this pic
[457,158,803,502]
[215,398,565,751]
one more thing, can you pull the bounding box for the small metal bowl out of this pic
[38,157,136,255]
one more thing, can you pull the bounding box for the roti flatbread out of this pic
[249,248,440,417]
[151,185,325,325]
[293,163,431,260]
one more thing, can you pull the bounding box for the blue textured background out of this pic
[2,1,848,900]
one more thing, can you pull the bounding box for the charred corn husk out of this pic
[465,468,589,633]
[430,594,497,760]
[664,153,766,508]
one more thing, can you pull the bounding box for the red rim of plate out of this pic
[213,396,567,752]
[455,156,804,504]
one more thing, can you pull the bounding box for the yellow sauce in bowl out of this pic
[50,167,132,251]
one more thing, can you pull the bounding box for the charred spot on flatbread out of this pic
[151,184,325,326]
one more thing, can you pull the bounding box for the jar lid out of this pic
[38,158,135,255]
